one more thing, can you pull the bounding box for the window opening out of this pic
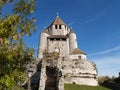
[78,56,81,60]
[59,25,61,29]
[55,25,57,29]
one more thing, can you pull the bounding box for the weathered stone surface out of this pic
[63,59,98,86]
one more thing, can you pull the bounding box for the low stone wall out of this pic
[64,76,98,86]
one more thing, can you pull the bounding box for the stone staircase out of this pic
[45,77,58,90]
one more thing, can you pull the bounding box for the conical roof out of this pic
[71,48,86,55]
[49,16,66,27]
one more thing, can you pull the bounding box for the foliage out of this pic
[0,0,36,89]
[113,77,120,83]
[98,76,110,85]
[43,52,60,60]
[64,84,110,90]
[98,75,120,90]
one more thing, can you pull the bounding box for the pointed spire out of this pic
[49,15,66,27]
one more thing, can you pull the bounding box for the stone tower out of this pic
[38,16,98,90]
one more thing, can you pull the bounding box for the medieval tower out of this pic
[38,16,98,90]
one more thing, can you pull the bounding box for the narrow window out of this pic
[55,25,57,29]
[59,25,61,29]
[78,56,81,60]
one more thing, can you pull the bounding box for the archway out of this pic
[45,66,58,90]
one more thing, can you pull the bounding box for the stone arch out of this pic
[45,66,58,90]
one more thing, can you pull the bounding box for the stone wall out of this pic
[70,54,87,60]
[65,77,98,86]
[51,25,68,35]
[47,38,69,57]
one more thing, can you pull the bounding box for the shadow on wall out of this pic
[31,61,41,90]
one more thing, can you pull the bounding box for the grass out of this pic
[64,84,111,90]
[4,84,111,90]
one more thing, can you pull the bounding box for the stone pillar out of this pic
[58,71,64,90]
[39,58,47,90]
[39,68,46,90]
[57,58,64,90]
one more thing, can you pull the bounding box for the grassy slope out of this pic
[65,84,111,90]
[5,84,110,90]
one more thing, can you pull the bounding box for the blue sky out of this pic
[2,0,120,77]
[29,0,120,77]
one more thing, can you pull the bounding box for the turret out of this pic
[48,16,68,35]
[69,30,78,53]
[38,29,50,59]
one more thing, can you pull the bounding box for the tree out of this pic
[98,76,110,85]
[0,0,36,89]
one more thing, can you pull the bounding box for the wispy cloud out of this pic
[93,56,120,77]
[90,45,120,56]
[79,7,108,24]
[68,22,74,26]
[89,45,120,77]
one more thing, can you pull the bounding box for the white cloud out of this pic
[93,56,120,77]
[89,45,120,77]
[90,45,120,56]
[80,7,108,24]
[68,22,74,26]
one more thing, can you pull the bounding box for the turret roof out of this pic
[71,48,86,55]
[49,16,66,27]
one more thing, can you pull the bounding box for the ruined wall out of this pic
[39,53,64,90]
[63,59,98,86]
